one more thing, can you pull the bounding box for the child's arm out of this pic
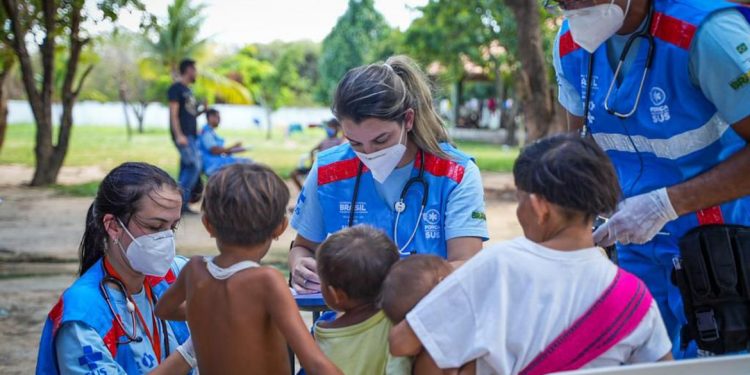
[154,260,192,321]
[148,352,192,375]
[263,268,342,375]
[389,320,423,357]
[455,360,476,375]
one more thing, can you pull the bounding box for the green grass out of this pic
[1,124,323,195]
[456,141,518,173]
[1,124,518,197]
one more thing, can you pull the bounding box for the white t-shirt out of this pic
[406,237,671,375]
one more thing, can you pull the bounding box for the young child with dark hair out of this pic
[314,225,411,375]
[380,255,475,375]
[380,255,453,324]
[389,134,672,374]
[155,163,341,375]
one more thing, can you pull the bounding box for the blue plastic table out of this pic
[294,292,327,321]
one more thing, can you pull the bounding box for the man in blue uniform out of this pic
[552,0,750,357]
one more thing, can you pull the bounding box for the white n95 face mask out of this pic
[354,126,407,183]
[117,218,176,277]
[564,0,630,53]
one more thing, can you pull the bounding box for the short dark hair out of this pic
[179,59,196,75]
[316,225,399,302]
[513,134,620,221]
[202,163,289,246]
[206,108,219,119]
[327,118,340,128]
[380,254,452,323]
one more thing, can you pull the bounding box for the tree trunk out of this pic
[131,101,149,133]
[0,0,93,186]
[118,84,132,140]
[0,65,11,151]
[452,79,463,127]
[503,0,557,143]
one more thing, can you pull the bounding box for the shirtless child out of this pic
[155,163,341,375]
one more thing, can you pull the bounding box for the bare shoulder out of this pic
[182,256,211,280]
[232,266,288,293]
[185,256,206,272]
[238,266,285,283]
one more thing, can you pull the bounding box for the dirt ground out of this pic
[0,165,522,373]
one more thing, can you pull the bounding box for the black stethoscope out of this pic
[582,1,656,134]
[99,261,170,355]
[348,150,429,254]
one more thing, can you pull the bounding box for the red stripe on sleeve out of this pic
[417,153,465,184]
[697,206,724,225]
[102,317,126,358]
[146,269,176,287]
[318,157,365,186]
[650,12,697,50]
[559,31,580,58]
[49,298,64,334]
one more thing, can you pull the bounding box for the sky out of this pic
[112,0,429,47]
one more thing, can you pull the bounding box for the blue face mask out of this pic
[326,128,337,138]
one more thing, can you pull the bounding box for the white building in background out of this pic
[6,100,333,130]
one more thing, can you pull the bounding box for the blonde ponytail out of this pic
[332,55,451,159]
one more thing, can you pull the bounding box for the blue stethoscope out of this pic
[348,150,429,255]
[582,1,655,134]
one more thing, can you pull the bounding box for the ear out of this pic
[102,213,122,242]
[272,216,289,240]
[403,108,415,132]
[327,285,348,307]
[529,193,551,225]
[201,214,216,238]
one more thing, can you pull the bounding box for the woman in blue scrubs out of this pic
[37,163,194,374]
[288,55,489,293]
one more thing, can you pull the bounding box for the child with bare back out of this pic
[155,163,341,375]
[380,255,475,375]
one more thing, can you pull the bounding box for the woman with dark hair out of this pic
[289,55,489,293]
[36,162,195,374]
[389,134,673,374]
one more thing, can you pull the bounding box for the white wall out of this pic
[6,100,334,130]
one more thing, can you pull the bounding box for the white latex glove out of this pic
[176,337,197,368]
[593,187,678,247]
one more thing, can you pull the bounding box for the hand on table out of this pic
[291,257,321,294]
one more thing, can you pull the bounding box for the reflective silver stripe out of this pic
[592,113,730,160]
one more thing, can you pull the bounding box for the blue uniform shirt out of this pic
[291,157,488,245]
[55,288,178,375]
[554,8,750,125]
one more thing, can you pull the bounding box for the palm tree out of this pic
[145,0,251,105]
[147,0,207,79]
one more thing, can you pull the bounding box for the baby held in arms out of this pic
[381,254,475,375]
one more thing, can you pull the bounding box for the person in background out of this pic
[198,108,252,177]
[290,119,345,190]
[168,58,204,215]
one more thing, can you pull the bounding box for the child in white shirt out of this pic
[388,134,672,375]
